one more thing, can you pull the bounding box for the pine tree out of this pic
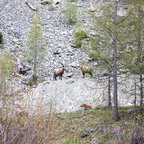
[26,11,47,76]
[118,0,144,124]
[88,2,115,110]
[88,1,123,120]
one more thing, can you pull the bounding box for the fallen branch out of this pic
[25,2,37,11]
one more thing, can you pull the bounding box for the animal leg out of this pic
[90,72,93,78]
[53,75,56,81]
[60,74,62,80]
[82,72,85,78]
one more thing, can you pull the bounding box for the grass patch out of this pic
[0,106,144,143]
[72,24,87,48]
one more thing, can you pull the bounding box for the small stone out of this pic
[53,51,60,55]
[67,73,73,77]
[88,3,99,12]
[86,128,91,132]
[117,8,127,17]
[41,0,52,5]
[66,80,74,84]
[89,31,97,36]
[61,31,68,35]
[71,62,79,68]
[93,62,98,66]
[91,135,95,138]
[71,44,78,48]
[48,5,55,11]
[76,4,82,7]
[81,133,89,138]
[127,109,133,114]
[86,128,94,132]
[53,0,60,4]
[101,128,107,133]
[90,129,94,132]
[43,81,50,85]
[111,127,122,137]
[92,140,97,144]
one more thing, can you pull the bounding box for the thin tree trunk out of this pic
[139,74,143,125]
[113,0,120,121]
[140,75,143,115]
[134,81,137,122]
[108,68,112,108]
[108,48,112,108]
[138,3,143,125]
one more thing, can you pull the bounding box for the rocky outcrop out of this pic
[17,76,138,114]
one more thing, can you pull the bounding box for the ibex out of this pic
[53,62,65,80]
[80,103,92,110]
[80,65,93,78]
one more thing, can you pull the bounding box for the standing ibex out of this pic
[80,65,93,78]
[53,62,66,80]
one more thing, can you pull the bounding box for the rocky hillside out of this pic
[0,0,91,77]
[0,0,135,113]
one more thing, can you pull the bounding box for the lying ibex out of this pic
[53,62,65,80]
[80,65,93,78]
[80,103,92,110]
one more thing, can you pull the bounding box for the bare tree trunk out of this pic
[134,81,137,122]
[113,0,120,121]
[108,69,112,108]
[140,75,143,116]
[139,74,143,125]
[138,3,143,125]
[108,48,112,108]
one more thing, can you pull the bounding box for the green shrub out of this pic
[41,0,53,5]
[0,51,16,95]
[62,1,77,25]
[73,25,87,40]
[0,33,3,43]
[72,24,87,48]
[72,39,83,48]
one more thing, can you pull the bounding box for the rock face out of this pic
[18,76,138,114]
[20,78,106,113]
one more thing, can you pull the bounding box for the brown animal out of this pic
[80,103,92,110]
[80,65,93,78]
[53,62,65,80]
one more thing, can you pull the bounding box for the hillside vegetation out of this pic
[0,106,144,144]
